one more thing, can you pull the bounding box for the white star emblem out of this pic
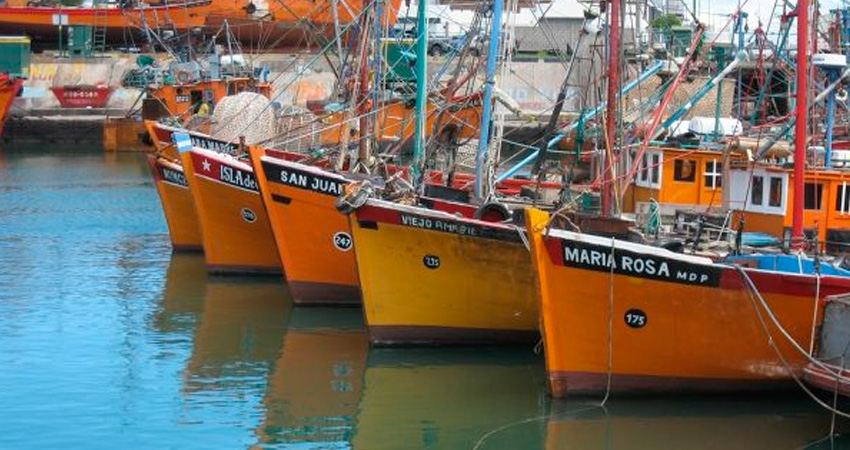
[202,159,211,172]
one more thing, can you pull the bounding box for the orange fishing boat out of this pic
[180,144,281,274]
[105,77,270,152]
[348,198,539,345]
[524,207,850,397]
[0,0,398,47]
[145,120,204,251]
[249,150,358,304]
[147,152,203,251]
[148,120,239,159]
[0,74,22,139]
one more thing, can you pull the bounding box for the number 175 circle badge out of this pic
[333,232,353,251]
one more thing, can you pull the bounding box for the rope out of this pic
[601,236,616,407]
[734,265,850,419]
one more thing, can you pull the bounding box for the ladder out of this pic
[92,1,109,55]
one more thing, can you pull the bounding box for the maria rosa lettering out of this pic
[563,245,709,284]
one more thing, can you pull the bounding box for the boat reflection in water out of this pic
[151,253,209,337]
[255,307,368,447]
[353,348,547,449]
[182,275,290,395]
[544,396,849,450]
[254,304,547,449]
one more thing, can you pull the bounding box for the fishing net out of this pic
[272,105,322,153]
[209,92,276,145]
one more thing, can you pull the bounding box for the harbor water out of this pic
[1,147,849,449]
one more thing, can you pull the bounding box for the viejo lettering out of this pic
[560,240,720,286]
[400,213,479,237]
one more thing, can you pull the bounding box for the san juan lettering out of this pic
[561,242,720,286]
[277,168,344,196]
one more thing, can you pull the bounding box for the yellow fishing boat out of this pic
[348,198,539,344]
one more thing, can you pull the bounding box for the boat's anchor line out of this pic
[735,266,850,420]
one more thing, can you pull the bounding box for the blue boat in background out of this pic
[727,254,850,277]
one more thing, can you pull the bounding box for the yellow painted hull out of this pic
[181,147,281,275]
[350,200,539,344]
[147,154,203,251]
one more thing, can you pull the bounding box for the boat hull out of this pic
[525,208,850,398]
[0,76,21,139]
[350,200,539,345]
[249,148,360,305]
[147,154,203,251]
[181,146,281,274]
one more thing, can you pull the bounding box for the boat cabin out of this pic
[623,147,725,215]
[142,77,271,121]
[728,163,850,250]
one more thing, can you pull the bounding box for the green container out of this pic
[68,25,93,57]
[0,36,31,78]
[383,38,417,83]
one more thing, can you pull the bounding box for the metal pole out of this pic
[494,61,663,184]
[825,71,838,167]
[602,0,621,216]
[474,0,504,200]
[791,0,808,249]
[412,0,429,181]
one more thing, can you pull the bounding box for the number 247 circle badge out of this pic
[333,232,353,251]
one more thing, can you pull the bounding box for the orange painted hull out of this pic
[249,147,359,304]
[0,0,398,47]
[0,77,21,138]
[147,154,204,251]
[525,208,850,397]
[181,147,281,274]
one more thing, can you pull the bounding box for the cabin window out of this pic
[804,183,823,210]
[635,151,662,189]
[651,153,660,185]
[704,160,722,189]
[769,177,783,207]
[836,183,850,214]
[751,176,764,205]
[673,159,696,182]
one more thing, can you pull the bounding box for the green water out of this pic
[0,148,848,449]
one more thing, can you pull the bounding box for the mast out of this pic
[412,0,429,181]
[601,0,621,216]
[474,0,505,200]
[791,0,808,249]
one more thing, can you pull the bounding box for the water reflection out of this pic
[354,348,547,450]
[183,276,290,393]
[544,396,850,450]
[256,307,368,448]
